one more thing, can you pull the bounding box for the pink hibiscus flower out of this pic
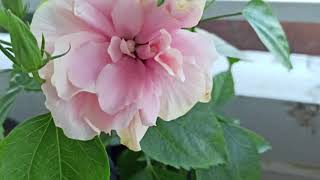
[31,0,219,151]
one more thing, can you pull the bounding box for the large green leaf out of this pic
[128,167,185,180]
[1,0,27,19]
[0,114,110,180]
[222,123,262,180]
[196,121,263,180]
[196,165,232,180]
[0,87,21,139]
[243,0,292,69]
[0,10,42,72]
[141,103,226,170]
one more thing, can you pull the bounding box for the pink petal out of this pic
[149,29,172,53]
[112,104,139,130]
[67,42,109,91]
[166,0,206,27]
[31,0,94,53]
[80,93,114,133]
[111,0,143,39]
[42,82,98,140]
[136,29,172,60]
[108,36,123,63]
[86,0,116,17]
[171,30,219,102]
[139,93,160,126]
[136,44,155,60]
[81,93,138,133]
[171,30,218,75]
[150,60,206,121]
[39,61,54,80]
[96,58,146,114]
[73,0,116,37]
[136,0,205,43]
[155,48,185,81]
[118,113,149,151]
[43,75,140,140]
[51,32,105,99]
[139,74,161,126]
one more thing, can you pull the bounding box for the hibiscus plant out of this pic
[0,0,291,180]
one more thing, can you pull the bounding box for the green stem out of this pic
[145,155,161,180]
[201,12,242,22]
[32,71,44,84]
[145,155,152,168]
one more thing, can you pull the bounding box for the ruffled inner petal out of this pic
[96,58,146,114]
[51,32,106,99]
[67,41,110,92]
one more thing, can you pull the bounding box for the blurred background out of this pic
[1,0,320,179]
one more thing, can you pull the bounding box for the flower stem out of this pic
[32,71,44,84]
[145,155,152,168]
[201,12,242,22]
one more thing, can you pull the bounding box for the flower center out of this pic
[107,29,185,81]
[108,29,172,62]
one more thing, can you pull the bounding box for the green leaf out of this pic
[128,166,185,180]
[227,57,240,66]
[117,150,186,180]
[205,0,215,9]
[212,71,235,106]
[216,115,271,154]
[0,114,110,180]
[197,121,262,180]
[243,0,292,69]
[0,87,21,138]
[40,34,46,57]
[1,0,27,19]
[157,0,165,6]
[118,150,145,180]
[129,168,154,180]
[196,165,232,180]
[212,57,240,106]
[152,167,186,180]
[0,10,43,72]
[222,123,262,180]
[141,104,226,170]
[244,128,271,154]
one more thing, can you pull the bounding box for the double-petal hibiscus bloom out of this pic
[31,0,219,151]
